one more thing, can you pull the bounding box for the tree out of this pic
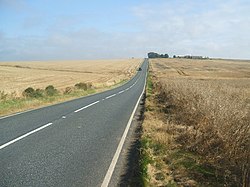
[148,52,169,58]
[148,52,159,58]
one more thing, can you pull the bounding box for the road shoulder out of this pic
[109,93,146,187]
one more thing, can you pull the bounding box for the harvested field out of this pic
[151,58,250,79]
[142,58,250,186]
[0,59,141,95]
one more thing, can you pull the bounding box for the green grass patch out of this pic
[150,141,166,155]
[139,137,154,186]
[0,98,27,113]
[0,88,96,116]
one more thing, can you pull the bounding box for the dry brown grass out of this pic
[142,58,250,186]
[0,59,141,95]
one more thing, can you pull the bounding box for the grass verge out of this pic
[0,79,127,117]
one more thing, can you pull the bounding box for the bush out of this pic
[75,82,88,90]
[45,85,58,96]
[22,86,58,98]
[22,87,35,97]
[35,89,44,97]
[22,87,44,98]
[23,87,34,95]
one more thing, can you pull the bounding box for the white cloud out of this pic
[129,0,250,58]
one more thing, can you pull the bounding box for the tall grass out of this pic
[155,77,250,186]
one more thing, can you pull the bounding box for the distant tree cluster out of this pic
[173,55,209,59]
[148,52,169,58]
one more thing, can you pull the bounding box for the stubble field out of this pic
[0,59,141,95]
[0,59,141,116]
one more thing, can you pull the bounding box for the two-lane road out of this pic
[0,59,148,186]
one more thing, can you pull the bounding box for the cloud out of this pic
[130,0,250,58]
[0,0,250,60]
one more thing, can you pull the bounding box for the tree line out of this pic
[148,52,169,58]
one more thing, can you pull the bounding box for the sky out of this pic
[0,0,250,61]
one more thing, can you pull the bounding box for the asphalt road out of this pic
[0,59,148,187]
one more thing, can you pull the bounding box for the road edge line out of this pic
[101,60,147,187]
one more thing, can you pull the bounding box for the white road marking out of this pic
[125,88,129,91]
[118,90,125,94]
[0,122,53,150]
[101,71,147,187]
[74,101,100,113]
[105,94,116,99]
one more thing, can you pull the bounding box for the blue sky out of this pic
[0,0,250,60]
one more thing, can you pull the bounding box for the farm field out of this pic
[0,59,141,116]
[142,58,250,186]
[0,59,141,95]
[151,58,250,80]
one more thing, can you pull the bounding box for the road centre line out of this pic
[0,99,104,150]
[0,122,53,150]
[105,94,116,99]
[118,90,125,94]
[74,101,100,113]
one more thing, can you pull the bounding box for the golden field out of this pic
[0,59,141,95]
[0,59,141,116]
[151,58,250,81]
[142,58,250,186]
